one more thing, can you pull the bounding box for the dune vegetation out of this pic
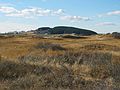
[0,34,120,90]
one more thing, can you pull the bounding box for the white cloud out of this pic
[96,22,116,26]
[98,10,120,17]
[0,6,91,23]
[107,10,120,16]
[60,15,91,22]
[0,6,18,13]
[36,8,52,16]
[53,9,64,15]
[0,6,64,18]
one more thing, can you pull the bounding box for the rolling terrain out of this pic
[0,34,120,90]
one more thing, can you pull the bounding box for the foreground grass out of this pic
[0,34,120,90]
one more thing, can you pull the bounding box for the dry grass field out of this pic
[0,34,120,90]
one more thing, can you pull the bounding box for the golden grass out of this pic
[0,34,120,90]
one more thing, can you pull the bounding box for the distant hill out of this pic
[32,26,97,35]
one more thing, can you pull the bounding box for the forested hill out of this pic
[34,26,97,35]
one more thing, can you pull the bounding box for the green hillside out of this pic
[35,26,97,35]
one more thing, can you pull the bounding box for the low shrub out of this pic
[35,42,66,51]
[112,32,120,39]
[0,57,119,90]
[19,50,112,66]
[90,65,111,79]
[52,50,112,66]
[0,60,51,80]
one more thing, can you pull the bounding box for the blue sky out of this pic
[0,0,120,33]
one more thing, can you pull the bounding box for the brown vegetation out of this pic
[0,34,120,90]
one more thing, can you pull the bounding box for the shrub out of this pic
[0,57,118,90]
[35,42,66,51]
[90,65,111,79]
[112,32,120,39]
[0,60,34,80]
[46,50,112,66]
[0,60,52,80]
[18,55,44,63]
[110,64,120,82]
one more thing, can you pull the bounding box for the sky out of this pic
[0,0,120,33]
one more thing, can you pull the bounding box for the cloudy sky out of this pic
[0,0,120,33]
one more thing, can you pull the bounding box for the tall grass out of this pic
[0,35,120,90]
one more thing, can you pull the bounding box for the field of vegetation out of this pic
[0,34,120,90]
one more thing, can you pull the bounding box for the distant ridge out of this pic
[34,26,97,35]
